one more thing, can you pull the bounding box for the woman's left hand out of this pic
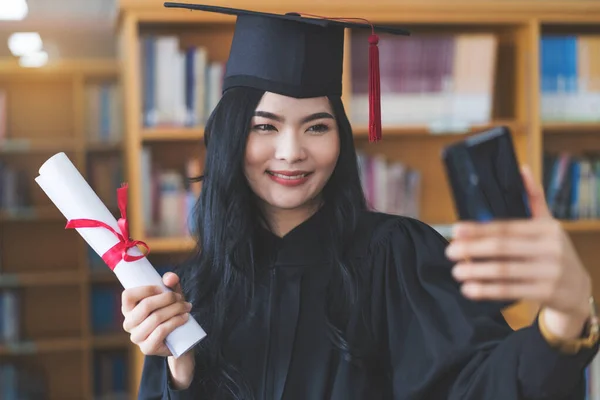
[445,165,592,339]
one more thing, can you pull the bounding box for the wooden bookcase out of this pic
[114,1,600,397]
[0,59,128,399]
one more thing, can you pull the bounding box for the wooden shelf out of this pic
[0,271,83,288]
[92,333,130,349]
[0,58,126,399]
[118,0,600,24]
[353,119,521,138]
[139,120,522,142]
[0,337,85,356]
[145,236,196,253]
[543,122,600,134]
[561,220,600,233]
[0,206,64,222]
[86,141,123,152]
[0,138,78,153]
[0,59,119,77]
[90,271,118,283]
[141,127,204,141]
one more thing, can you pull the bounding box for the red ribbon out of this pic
[65,183,150,270]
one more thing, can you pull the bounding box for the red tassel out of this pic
[368,33,382,143]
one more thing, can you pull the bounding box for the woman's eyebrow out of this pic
[253,111,334,124]
[254,111,283,122]
[301,112,335,124]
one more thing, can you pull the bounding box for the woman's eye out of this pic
[253,124,277,132]
[307,124,330,134]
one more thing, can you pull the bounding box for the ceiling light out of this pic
[8,32,42,57]
[19,50,48,68]
[0,0,28,21]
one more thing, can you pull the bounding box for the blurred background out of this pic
[0,0,599,399]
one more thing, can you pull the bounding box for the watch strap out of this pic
[538,297,600,354]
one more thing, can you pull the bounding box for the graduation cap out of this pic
[163,3,410,142]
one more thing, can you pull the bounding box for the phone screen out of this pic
[442,126,531,221]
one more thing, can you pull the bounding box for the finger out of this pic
[139,313,190,356]
[452,260,553,282]
[452,219,556,239]
[123,290,184,332]
[520,165,552,219]
[446,237,541,260]
[163,272,183,295]
[130,300,192,344]
[461,281,543,301]
[121,285,163,314]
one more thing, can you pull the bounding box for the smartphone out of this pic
[441,126,531,222]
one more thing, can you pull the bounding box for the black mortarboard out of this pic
[163,2,410,141]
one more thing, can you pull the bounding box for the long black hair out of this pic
[176,86,368,398]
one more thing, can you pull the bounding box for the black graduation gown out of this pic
[137,210,598,399]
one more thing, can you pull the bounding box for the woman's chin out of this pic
[262,192,320,212]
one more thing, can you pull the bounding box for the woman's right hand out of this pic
[121,272,192,357]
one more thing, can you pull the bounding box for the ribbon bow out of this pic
[65,183,150,270]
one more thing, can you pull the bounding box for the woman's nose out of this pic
[274,129,306,163]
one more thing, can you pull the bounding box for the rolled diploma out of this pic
[34,152,206,358]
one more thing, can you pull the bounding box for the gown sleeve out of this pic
[137,355,198,400]
[368,216,598,400]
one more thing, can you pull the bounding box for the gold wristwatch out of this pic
[538,296,600,354]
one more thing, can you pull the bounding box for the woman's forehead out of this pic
[255,92,333,113]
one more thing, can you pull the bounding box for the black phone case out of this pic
[441,126,531,222]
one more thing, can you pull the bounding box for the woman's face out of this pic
[244,92,340,217]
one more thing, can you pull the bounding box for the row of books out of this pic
[541,35,600,122]
[138,32,496,131]
[91,285,124,335]
[0,364,46,400]
[0,290,18,343]
[0,285,127,341]
[0,352,128,400]
[0,90,5,140]
[0,162,29,211]
[87,154,124,210]
[358,151,421,218]
[85,82,123,144]
[140,146,203,238]
[0,155,121,214]
[138,145,422,239]
[140,35,224,128]
[543,152,600,220]
[93,351,129,400]
[351,32,497,130]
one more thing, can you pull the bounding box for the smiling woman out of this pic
[245,93,341,236]
[120,3,600,400]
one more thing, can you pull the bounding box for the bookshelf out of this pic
[114,0,600,397]
[0,59,128,399]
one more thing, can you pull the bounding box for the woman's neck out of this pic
[262,201,322,237]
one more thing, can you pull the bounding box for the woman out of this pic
[124,4,599,399]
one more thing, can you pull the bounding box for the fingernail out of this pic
[446,244,458,258]
[186,302,192,310]
[452,266,463,279]
[183,313,190,320]
[461,284,477,298]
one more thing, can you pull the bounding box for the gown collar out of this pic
[256,206,331,266]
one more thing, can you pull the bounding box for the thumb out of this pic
[162,272,183,295]
[520,165,552,219]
